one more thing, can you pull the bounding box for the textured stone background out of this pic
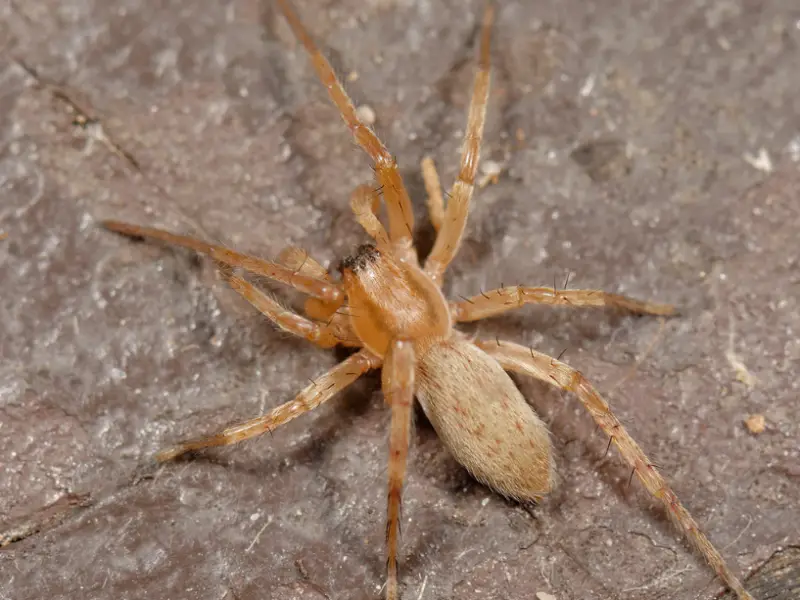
[1,1,798,599]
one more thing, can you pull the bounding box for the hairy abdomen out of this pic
[416,339,554,501]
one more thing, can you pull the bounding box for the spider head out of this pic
[338,244,380,274]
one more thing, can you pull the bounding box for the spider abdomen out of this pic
[416,339,555,501]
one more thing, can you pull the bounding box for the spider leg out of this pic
[451,286,676,322]
[276,245,330,281]
[476,339,754,600]
[421,156,444,233]
[219,268,359,348]
[156,349,380,462]
[276,0,415,259]
[275,245,355,341]
[350,184,390,247]
[382,340,416,600]
[102,220,342,303]
[424,3,494,285]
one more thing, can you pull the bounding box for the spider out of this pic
[101,1,754,599]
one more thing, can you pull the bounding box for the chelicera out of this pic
[102,1,754,598]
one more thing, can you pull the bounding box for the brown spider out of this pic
[102,1,754,599]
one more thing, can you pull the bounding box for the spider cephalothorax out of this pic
[340,244,450,357]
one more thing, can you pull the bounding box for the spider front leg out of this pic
[219,268,358,348]
[382,340,416,600]
[424,3,494,285]
[156,349,380,461]
[103,220,355,347]
[102,220,342,304]
[451,285,676,322]
[276,0,415,260]
[476,339,754,600]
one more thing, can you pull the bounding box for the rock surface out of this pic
[1,1,798,599]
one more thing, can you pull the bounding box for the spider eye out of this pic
[338,244,380,273]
